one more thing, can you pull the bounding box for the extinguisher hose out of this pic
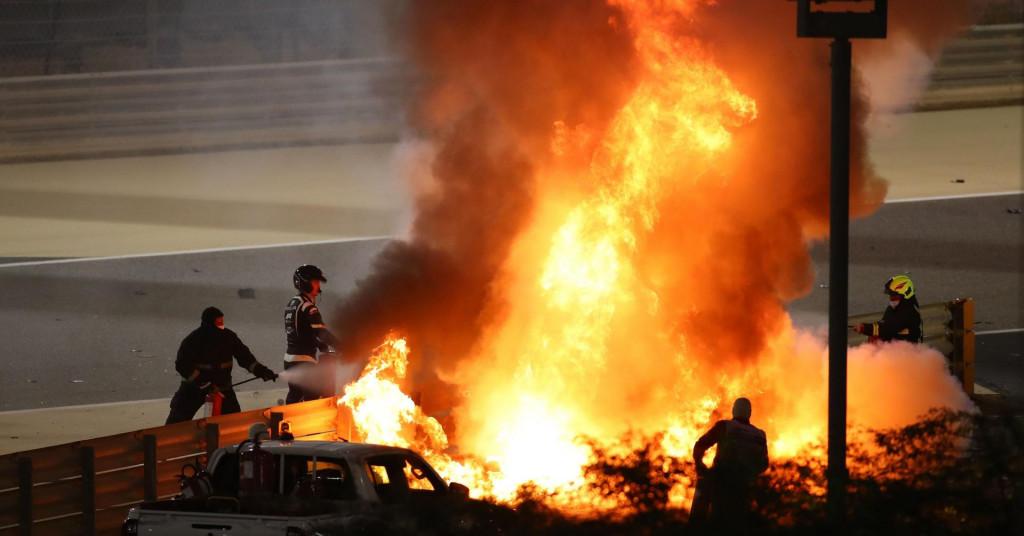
[232,376,260,388]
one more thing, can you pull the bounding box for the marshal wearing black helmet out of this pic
[293,264,326,293]
[283,264,336,403]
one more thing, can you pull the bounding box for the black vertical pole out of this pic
[269,412,284,440]
[80,447,96,536]
[17,458,32,536]
[143,435,158,502]
[205,423,220,463]
[827,36,852,526]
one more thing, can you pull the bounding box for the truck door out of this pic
[284,455,357,501]
[365,454,445,504]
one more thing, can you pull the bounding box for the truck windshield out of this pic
[366,454,445,504]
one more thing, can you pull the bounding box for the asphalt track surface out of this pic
[976,331,1024,395]
[790,192,1023,396]
[789,193,1022,332]
[0,238,389,411]
[0,194,1020,411]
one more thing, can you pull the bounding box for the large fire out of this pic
[334,0,974,515]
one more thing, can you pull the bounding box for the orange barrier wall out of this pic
[0,396,349,536]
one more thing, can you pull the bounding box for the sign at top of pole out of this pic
[796,0,888,39]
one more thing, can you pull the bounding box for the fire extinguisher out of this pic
[203,389,224,417]
[204,377,260,418]
[238,433,277,498]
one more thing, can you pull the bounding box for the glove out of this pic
[253,363,278,382]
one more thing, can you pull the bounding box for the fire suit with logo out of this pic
[283,293,335,403]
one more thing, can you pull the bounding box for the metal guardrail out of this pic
[0,397,348,536]
[848,298,975,395]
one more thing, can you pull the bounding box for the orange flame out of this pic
[338,335,499,498]
[339,337,443,450]
[337,0,974,513]
[451,0,760,505]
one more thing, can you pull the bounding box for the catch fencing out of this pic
[0,397,349,536]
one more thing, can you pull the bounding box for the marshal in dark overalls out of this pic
[165,307,276,424]
[691,397,770,531]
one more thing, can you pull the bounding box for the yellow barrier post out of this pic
[946,298,976,396]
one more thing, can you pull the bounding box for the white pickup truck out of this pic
[121,440,473,536]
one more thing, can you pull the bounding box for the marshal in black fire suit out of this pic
[165,307,276,424]
[855,274,923,343]
[860,298,923,342]
[284,265,337,403]
[690,398,769,530]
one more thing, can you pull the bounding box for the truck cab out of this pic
[123,440,470,535]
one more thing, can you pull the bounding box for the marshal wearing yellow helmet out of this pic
[854,275,923,343]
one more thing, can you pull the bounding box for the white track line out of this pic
[0,235,394,269]
[1,189,1017,269]
[0,396,173,415]
[885,190,1022,204]
[0,56,400,84]
[1,194,1016,267]
[976,327,1024,335]
[0,389,288,415]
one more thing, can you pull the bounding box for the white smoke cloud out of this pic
[858,35,937,119]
